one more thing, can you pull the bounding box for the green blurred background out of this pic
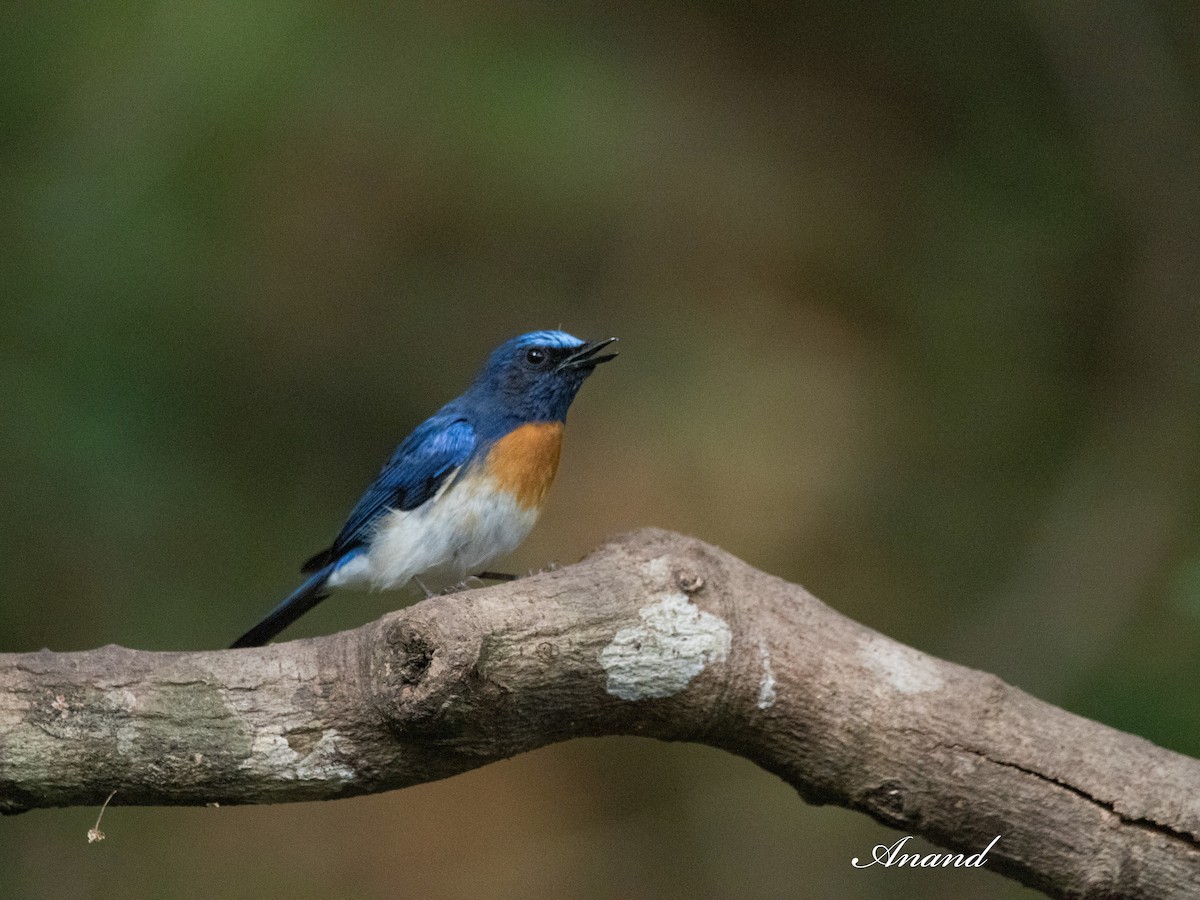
[3,2,1199,897]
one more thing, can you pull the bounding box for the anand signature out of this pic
[852,835,1000,869]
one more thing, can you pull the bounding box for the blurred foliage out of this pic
[2,2,1199,898]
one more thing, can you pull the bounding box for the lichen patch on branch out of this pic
[756,639,777,710]
[240,726,356,783]
[858,634,943,695]
[598,592,731,701]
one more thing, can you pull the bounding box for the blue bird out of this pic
[231,330,618,648]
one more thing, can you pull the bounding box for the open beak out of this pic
[558,337,619,371]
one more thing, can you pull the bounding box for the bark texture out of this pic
[1,529,1197,898]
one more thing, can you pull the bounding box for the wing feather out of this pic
[301,417,476,572]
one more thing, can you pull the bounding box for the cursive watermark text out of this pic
[852,834,1000,869]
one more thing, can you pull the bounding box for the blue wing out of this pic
[301,416,476,572]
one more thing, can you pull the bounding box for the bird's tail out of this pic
[230,566,334,649]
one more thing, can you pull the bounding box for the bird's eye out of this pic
[525,348,547,366]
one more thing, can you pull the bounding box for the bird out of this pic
[230,330,618,648]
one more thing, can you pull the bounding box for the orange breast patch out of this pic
[485,421,564,510]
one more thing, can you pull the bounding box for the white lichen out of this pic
[240,726,356,783]
[859,635,943,694]
[756,638,777,709]
[241,727,295,773]
[639,555,673,586]
[599,593,731,701]
[294,730,356,783]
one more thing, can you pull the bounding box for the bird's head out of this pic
[467,330,618,426]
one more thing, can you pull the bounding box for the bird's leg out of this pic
[412,576,435,599]
[474,571,518,582]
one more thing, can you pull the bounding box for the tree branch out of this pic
[1,529,1197,897]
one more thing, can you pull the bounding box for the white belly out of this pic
[325,476,539,592]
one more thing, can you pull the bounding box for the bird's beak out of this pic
[558,337,619,371]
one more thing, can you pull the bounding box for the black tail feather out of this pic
[231,567,334,648]
[300,546,334,574]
